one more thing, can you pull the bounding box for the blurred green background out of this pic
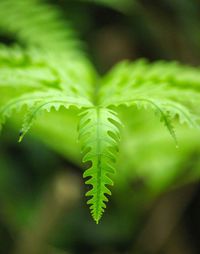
[0,0,200,253]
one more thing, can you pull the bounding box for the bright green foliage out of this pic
[0,90,92,138]
[78,108,121,223]
[100,60,200,136]
[0,0,81,55]
[0,0,200,223]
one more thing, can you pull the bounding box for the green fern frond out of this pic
[78,107,121,223]
[100,60,200,138]
[0,0,82,55]
[0,90,93,133]
[0,45,61,89]
[100,60,200,106]
[130,98,178,145]
[0,45,96,98]
[0,0,200,224]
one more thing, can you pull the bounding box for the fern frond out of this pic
[0,45,61,89]
[0,0,200,224]
[0,0,82,56]
[99,60,200,139]
[0,44,96,99]
[127,98,178,145]
[78,107,121,223]
[0,0,97,104]
[0,90,93,136]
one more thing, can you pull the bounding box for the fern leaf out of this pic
[0,0,82,56]
[0,45,61,89]
[99,60,200,140]
[126,98,178,145]
[0,1,97,99]
[0,45,96,99]
[0,90,93,135]
[78,107,121,223]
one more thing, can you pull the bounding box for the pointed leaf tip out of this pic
[18,131,24,143]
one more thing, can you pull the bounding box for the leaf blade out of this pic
[78,107,121,223]
[100,60,200,141]
[0,90,93,137]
